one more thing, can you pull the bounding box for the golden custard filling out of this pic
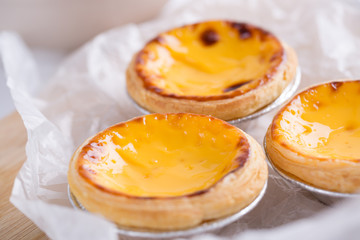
[136,21,284,97]
[77,114,248,197]
[274,81,360,160]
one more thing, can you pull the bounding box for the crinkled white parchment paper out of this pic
[1,0,360,239]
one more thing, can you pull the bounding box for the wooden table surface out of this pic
[0,112,48,239]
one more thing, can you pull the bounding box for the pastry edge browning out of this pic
[68,119,267,230]
[126,43,298,121]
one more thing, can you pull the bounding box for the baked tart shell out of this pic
[68,113,267,230]
[265,80,360,193]
[126,20,298,120]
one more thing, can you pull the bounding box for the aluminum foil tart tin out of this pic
[128,68,301,125]
[263,137,360,205]
[68,181,267,238]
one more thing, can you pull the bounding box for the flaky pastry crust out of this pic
[68,113,267,230]
[126,21,298,121]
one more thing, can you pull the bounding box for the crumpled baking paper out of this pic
[1,0,360,239]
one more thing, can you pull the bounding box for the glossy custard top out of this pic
[77,114,249,197]
[273,81,360,160]
[135,21,284,99]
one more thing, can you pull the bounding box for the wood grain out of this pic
[0,112,48,240]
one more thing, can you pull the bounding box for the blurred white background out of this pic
[0,0,167,118]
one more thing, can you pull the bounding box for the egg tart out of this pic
[265,80,360,193]
[126,20,298,121]
[68,113,267,230]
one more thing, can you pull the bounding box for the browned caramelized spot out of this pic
[186,189,209,197]
[259,30,271,42]
[233,137,250,168]
[345,123,357,131]
[135,51,145,65]
[270,50,283,62]
[147,85,164,93]
[235,153,248,168]
[330,82,343,91]
[133,117,144,123]
[236,137,248,148]
[152,36,165,45]
[115,123,126,128]
[231,23,252,39]
[82,145,103,163]
[200,29,220,46]
[79,165,97,176]
[223,81,252,92]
